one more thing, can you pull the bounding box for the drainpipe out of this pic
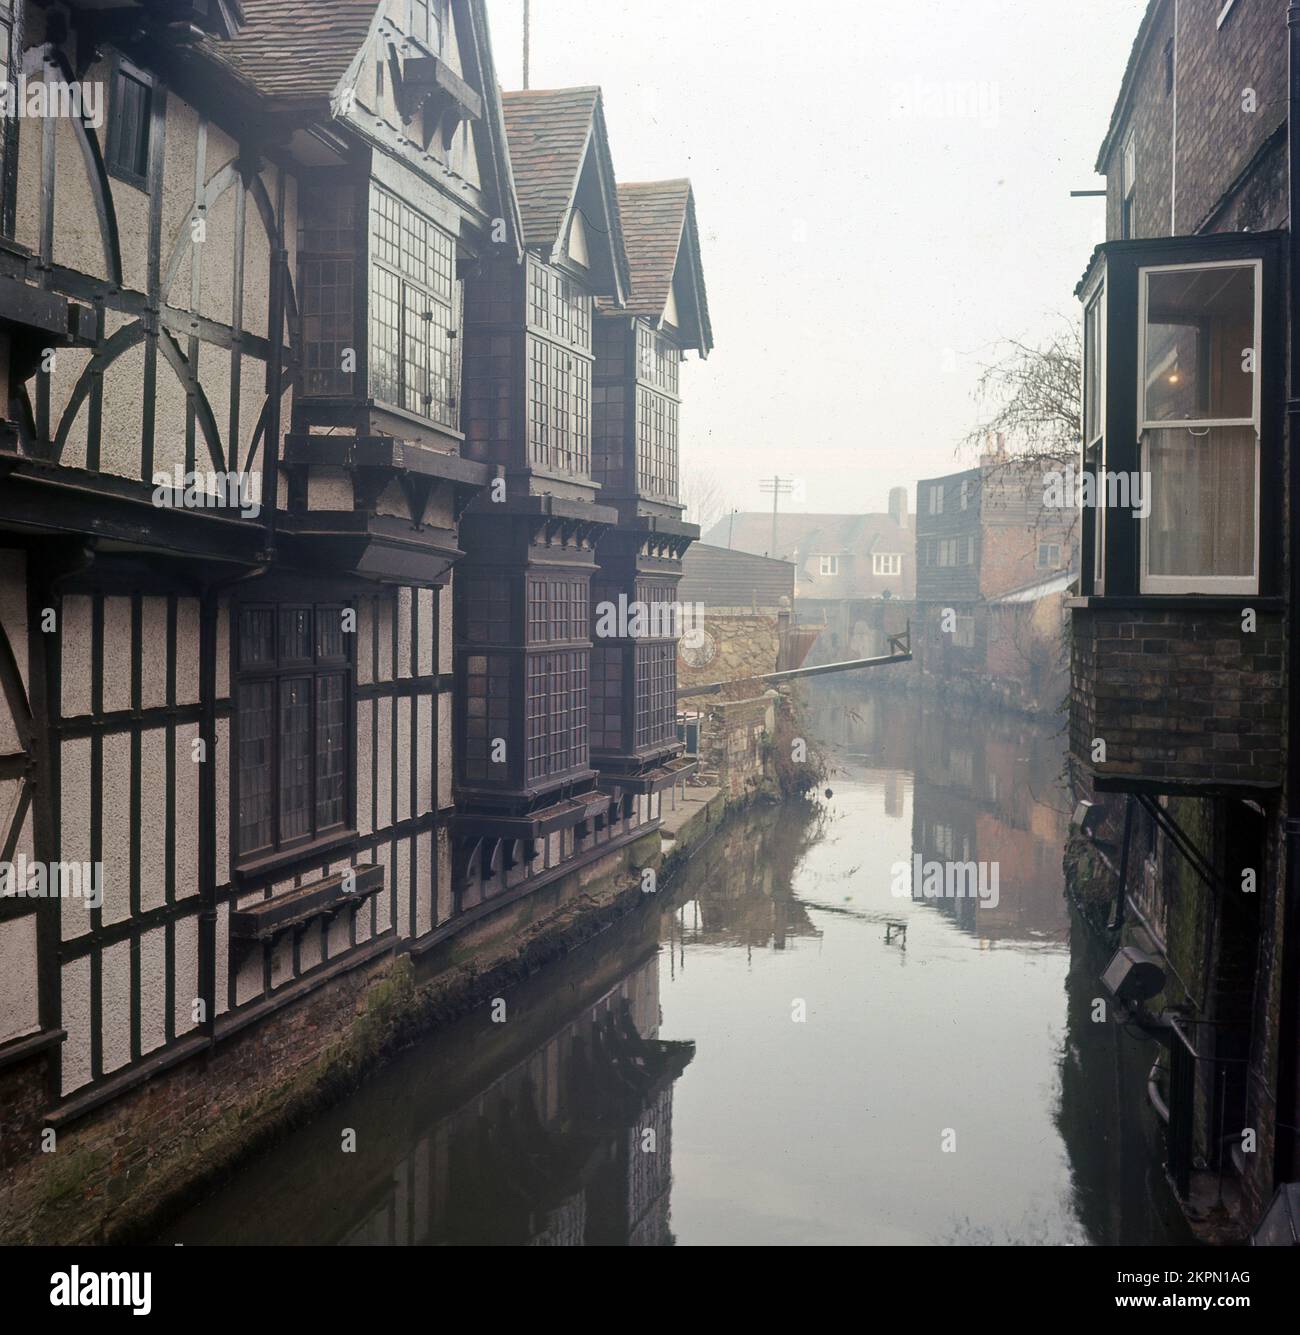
[1278,0,1300,1190]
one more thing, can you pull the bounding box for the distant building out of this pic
[700,501,914,603]
[914,448,1076,713]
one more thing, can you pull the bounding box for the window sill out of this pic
[235,828,359,885]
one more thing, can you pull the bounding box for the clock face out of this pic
[679,629,717,669]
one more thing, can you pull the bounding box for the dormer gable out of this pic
[501,86,629,302]
[610,179,712,357]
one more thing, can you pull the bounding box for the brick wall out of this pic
[1105,0,1286,239]
[1070,606,1284,786]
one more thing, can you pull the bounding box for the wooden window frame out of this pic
[233,602,356,873]
[106,54,155,190]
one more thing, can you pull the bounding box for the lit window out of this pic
[1139,260,1259,593]
[819,555,839,576]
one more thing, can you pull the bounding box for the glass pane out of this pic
[1143,265,1255,423]
[315,674,347,831]
[1084,289,1103,444]
[279,677,312,840]
[239,608,275,668]
[1144,425,1256,580]
[237,682,274,854]
[279,607,312,661]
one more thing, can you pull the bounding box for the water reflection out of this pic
[163,686,1188,1246]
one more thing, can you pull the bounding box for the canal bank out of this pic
[0,778,735,1247]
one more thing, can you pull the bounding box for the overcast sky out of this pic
[484,0,1148,518]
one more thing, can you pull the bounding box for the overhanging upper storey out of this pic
[1073,230,1284,601]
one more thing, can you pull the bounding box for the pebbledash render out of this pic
[0,0,711,1232]
[1064,0,1298,1238]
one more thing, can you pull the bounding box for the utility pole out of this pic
[523,0,531,89]
[758,476,794,556]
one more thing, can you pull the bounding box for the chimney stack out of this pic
[888,485,909,530]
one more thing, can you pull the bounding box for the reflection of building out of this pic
[668,797,823,951]
[167,903,693,1246]
[910,709,1070,943]
[345,952,691,1246]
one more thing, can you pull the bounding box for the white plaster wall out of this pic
[415,694,432,816]
[60,956,92,1094]
[140,727,167,913]
[215,716,230,887]
[357,598,374,685]
[52,105,109,281]
[215,602,231,699]
[396,586,413,678]
[100,938,131,1074]
[0,915,39,1044]
[175,722,200,898]
[140,925,168,1054]
[100,733,131,925]
[307,467,353,511]
[215,902,230,1014]
[395,834,410,939]
[49,345,92,468]
[375,842,393,935]
[415,830,431,937]
[377,598,393,680]
[59,737,92,942]
[438,691,452,809]
[396,695,411,823]
[100,339,146,480]
[60,595,93,717]
[417,587,434,676]
[141,597,169,708]
[174,914,199,1036]
[176,599,200,704]
[102,597,132,713]
[376,698,393,830]
[438,583,452,674]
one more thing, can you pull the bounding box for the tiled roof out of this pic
[199,0,380,103]
[616,180,690,318]
[500,87,600,249]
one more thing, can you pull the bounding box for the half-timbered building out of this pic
[453,90,711,912]
[0,0,516,1127]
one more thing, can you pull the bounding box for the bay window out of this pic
[1076,233,1279,599]
[368,185,460,429]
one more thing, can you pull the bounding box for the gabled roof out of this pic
[501,87,630,300]
[198,0,381,104]
[610,180,713,356]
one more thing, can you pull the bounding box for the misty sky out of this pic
[484,0,1149,517]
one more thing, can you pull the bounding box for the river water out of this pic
[160,686,1191,1246]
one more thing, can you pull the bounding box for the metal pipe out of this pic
[1280,0,1300,1189]
[676,648,912,699]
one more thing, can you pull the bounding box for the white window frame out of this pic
[1136,258,1261,595]
[1038,542,1061,568]
[960,479,970,510]
[1216,0,1238,30]
[929,484,944,515]
[1083,274,1107,594]
[819,555,839,576]
[872,553,902,577]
